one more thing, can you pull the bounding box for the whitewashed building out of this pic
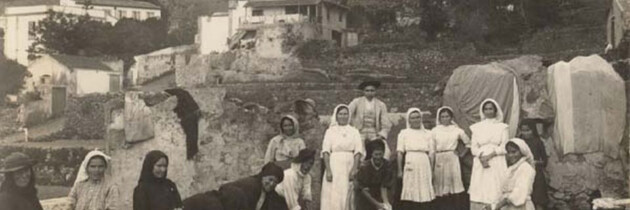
[26,54,123,96]
[2,0,161,66]
[198,0,349,54]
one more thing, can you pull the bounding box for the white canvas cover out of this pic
[548,55,626,158]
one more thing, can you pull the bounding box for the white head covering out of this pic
[74,149,112,185]
[507,138,534,166]
[435,106,459,127]
[330,104,350,127]
[405,108,425,130]
[280,115,300,138]
[479,98,504,123]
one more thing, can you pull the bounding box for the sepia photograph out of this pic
[0,0,629,209]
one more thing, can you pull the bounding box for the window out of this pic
[326,6,329,21]
[339,11,344,22]
[147,12,154,18]
[299,6,308,15]
[252,9,263,16]
[118,10,127,18]
[28,21,36,40]
[133,11,140,19]
[104,9,111,16]
[285,6,298,14]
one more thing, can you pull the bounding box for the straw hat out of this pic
[0,152,36,173]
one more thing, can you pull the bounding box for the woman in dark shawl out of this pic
[0,152,42,210]
[133,150,183,210]
[183,162,288,210]
[517,119,549,210]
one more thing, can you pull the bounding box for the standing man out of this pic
[348,80,392,160]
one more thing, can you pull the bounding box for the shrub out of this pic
[61,93,123,139]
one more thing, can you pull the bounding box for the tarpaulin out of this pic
[548,55,626,158]
[442,60,522,137]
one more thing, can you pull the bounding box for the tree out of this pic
[28,10,113,58]
[0,58,27,101]
[420,0,449,41]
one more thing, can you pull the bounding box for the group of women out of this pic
[312,98,549,210]
[0,93,549,210]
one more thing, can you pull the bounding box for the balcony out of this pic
[239,14,316,29]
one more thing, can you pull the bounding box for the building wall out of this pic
[3,3,158,66]
[130,45,195,85]
[4,13,46,65]
[229,0,249,37]
[199,14,230,54]
[26,56,72,93]
[75,70,120,95]
[608,1,626,49]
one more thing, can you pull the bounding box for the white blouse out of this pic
[470,120,509,157]
[321,125,365,156]
[432,125,470,152]
[397,129,434,153]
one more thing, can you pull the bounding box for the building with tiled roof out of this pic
[26,54,123,96]
[198,0,351,54]
[2,0,161,65]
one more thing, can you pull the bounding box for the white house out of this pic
[2,0,161,65]
[26,54,123,96]
[198,0,349,54]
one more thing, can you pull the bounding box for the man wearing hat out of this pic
[0,152,43,210]
[275,149,316,210]
[348,80,392,160]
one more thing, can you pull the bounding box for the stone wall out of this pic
[131,45,197,86]
[108,86,426,210]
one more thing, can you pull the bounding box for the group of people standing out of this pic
[0,80,549,210]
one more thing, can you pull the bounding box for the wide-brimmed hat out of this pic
[292,148,316,163]
[358,80,381,90]
[0,152,37,173]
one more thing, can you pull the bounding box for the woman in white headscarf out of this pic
[491,138,536,210]
[431,106,470,209]
[468,99,510,210]
[69,150,119,210]
[396,108,435,209]
[320,104,365,210]
[264,115,306,169]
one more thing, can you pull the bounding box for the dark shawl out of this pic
[0,168,43,210]
[183,163,287,210]
[133,150,183,210]
[518,119,549,205]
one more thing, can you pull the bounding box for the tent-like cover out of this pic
[548,55,626,158]
[443,56,548,137]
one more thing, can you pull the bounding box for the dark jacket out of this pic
[184,176,288,210]
[0,191,43,210]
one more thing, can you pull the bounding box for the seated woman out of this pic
[491,138,536,210]
[183,162,288,210]
[264,115,306,169]
[275,149,316,210]
[133,150,183,210]
[0,152,42,210]
[69,150,119,210]
[355,140,394,210]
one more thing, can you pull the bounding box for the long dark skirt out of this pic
[432,193,469,210]
[397,200,433,210]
